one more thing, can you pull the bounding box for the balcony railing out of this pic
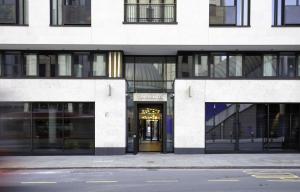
[285,5,300,25]
[125,3,176,23]
[0,4,16,24]
[63,5,91,25]
[209,5,236,25]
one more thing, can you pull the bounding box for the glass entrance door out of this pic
[137,105,163,152]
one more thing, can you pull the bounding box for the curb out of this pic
[1,166,300,170]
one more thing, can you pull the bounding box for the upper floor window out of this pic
[209,0,250,26]
[273,0,300,26]
[124,0,177,24]
[0,0,28,25]
[51,0,91,26]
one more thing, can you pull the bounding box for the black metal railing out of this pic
[209,5,236,25]
[63,5,91,25]
[285,5,300,25]
[125,3,176,23]
[0,4,16,24]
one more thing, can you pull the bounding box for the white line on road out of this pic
[21,181,57,184]
[208,179,240,182]
[86,180,118,183]
[145,180,179,183]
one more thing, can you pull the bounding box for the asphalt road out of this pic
[1,169,300,192]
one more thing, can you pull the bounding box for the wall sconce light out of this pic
[188,86,192,98]
[108,84,112,97]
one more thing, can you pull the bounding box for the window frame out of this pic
[0,0,28,26]
[123,0,178,24]
[273,0,300,26]
[50,0,91,26]
[209,0,251,27]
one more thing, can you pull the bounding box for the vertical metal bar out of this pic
[235,104,240,151]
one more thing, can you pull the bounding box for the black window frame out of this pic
[0,0,28,26]
[123,0,177,24]
[209,0,251,27]
[50,0,91,26]
[273,0,300,26]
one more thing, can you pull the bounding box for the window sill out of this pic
[272,25,300,27]
[50,24,91,27]
[209,25,250,28]
[0,24,29,26]
[123,21,178,25]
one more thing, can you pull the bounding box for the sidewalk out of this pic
[1,154,300,169]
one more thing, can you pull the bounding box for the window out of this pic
[298,55,300,76]
[108,52,123,78]
[125,56,176,92]
[124,0,176,23]
[263,55,277,77]
[211,55,227,78]
[73,53,90,78]
[93,53,107,77]
[279,55,296,77]
[3,52,22,77]
[273,0,300,26]
[194,54,209,77]
[38,54,57,77]
[51,0,91,26]
[0,0,28,25]
[58,54,72,76]
[209,0,250,26]
[24,54,38,76]
[228,55,243,77]
[177,54,208,78]
[243,55,262,78]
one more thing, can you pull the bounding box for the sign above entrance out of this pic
[133,93,168,102]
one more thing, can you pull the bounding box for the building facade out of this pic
[0,0,300,155]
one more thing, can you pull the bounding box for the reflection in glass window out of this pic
[93,54,106,76]
[209,0,249,26]
[211,55,227,78]
[298,55,300,76]
[24,54,37,76]
[177,55,193,78]
[244,55,262,78]
[51,0,91,25]
[58,54,72,76]
[0,0,28,25]
[273,0,300,25]
[3,53,22,77]
[279,55,295,77]
[194,54,209,77]
[73,53,90,78]
[263,55,277,77]
[0,103,31,152]
[229,55,242,77]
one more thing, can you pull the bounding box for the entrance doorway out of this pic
[136,104,164,152]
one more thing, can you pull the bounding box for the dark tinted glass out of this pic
[3,53,22,77]
[244,55,262,78]
[279,55,296,77]
[73,54,90,77]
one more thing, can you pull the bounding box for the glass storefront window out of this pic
[0,102,95,154]
[0,103,31,152]
[263,55,277,77]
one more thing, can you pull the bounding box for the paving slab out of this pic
[1,154,300,169]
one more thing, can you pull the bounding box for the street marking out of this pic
[251,174,298,179]
[208,179,239,182]
[86,180,118,183]
[21,181,57,184]
[145,180,179,183]
[268,179,300,182]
